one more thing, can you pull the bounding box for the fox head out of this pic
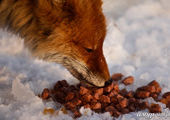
[30,0,110,87]
[0,0,110,87]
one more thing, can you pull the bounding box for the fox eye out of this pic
[84,48,93,53]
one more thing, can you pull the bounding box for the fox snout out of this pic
[63,51,110,87]
[82,50,110,87]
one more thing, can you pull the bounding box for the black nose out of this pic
[105,79,113,86]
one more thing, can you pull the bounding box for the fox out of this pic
[0,0,110,87]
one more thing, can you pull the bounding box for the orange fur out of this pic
[0,0,110,87]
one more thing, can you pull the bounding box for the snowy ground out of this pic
[0,0,170,120]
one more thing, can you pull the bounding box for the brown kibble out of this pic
[100,95,111,103]
[120,89,128,96]
[115,104,122,111]
[91,98,98,103]
[146,86,156,93]
[111,73,124,81]
[82,94,93,102]
[65,102,76,109]
[59,87,68,94]
[80,86,89,95]
[121,108,129,114]
[91,102,101,110]
[137,86,156,93]
[43,108,55,115]
[104,82,119,93]
[53,91,66,103]
[162,92,170,99]
[113,82,119,92]
[65,92,75,101]
[105,106,116,112]
[122,76,134,85]
[75,92,81,98]
[69,85,77,91]
[74,111,81,118]
[94,93,100,100]
[167,103,170,109]
[149,104,162,113]
[73,99,82,106]
[93,88,103,100]
[139,101,149,110]
[54,83,61,89]
[129,104,136,112]
[119,98,128,108]
[59,80,69,87]
[108,90,118,97]
[55,81,68,90]
[133,100,141,109]
[54,80,69,90]
[104,82,114,93]
[94,88,103,96]
[160,98,168,104]
[61,107,68,114]
[116,94,124,101]
[129,98,136,103]
[101,103,109,109]
[135,99,140,104]
[111,96,118,104]
[136,80,162,95]
[150,93,158,100]
[112,110,121,118]
[41,76,166,118]
[136,86,144,91]
[148,80,160,87]
[81,101,87,105]
[160,98,170,109]
[84,104,90,109]
[155,87,162,94]
[125,91,134,98]
[148,81,162,93]
[41,88,50,100]
[135,91,150,99]
[141,86,156,93]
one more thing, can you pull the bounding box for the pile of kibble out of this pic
[41,73,170,118]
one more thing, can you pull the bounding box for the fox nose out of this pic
[104,79,113,86]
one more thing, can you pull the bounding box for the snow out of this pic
[0,0,170,120]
